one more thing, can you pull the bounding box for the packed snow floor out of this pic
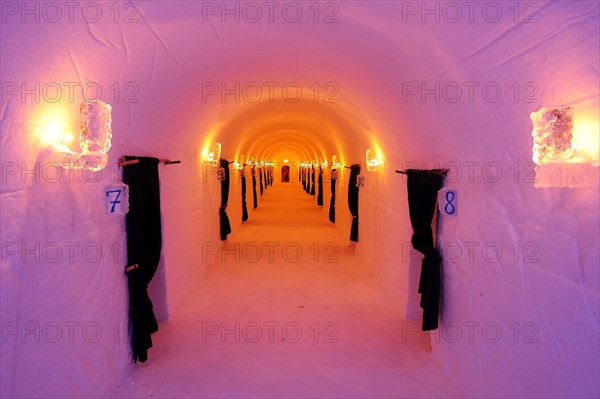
[108,181,460,398]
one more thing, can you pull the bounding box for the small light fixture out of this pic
[530,107,574,164]
[234,154,244,170]
[206,142,221,166]
[366,148,383,171]
[331,155,341,169]
[321,159,328,169]
[35,100,113,172]
[283,159,288,164]
[530,107,599,188]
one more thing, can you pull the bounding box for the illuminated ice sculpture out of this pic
[365,148,383,171]
[63,100,112,171]
[530,107,573,164]
[206,142,222,167]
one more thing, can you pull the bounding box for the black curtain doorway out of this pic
[241,166,248,221]
[122,156,162,363]
[347,164,360,242]
[317,167,323,206]
[406,169,444,331]
[310,167,316,195]
[252,167,258,209]
[328,169,336,223]
[259,167,264,195]
[219,159,232,241]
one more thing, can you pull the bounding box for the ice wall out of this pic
[1,1,598,397]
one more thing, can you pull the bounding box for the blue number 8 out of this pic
[444,191,455,215]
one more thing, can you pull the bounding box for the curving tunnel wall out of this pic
[1,1,599,397]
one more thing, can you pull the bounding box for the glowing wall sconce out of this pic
[331,155,341,169]
[36,100,112,172]
[321,159,328,169]
[530,106,599,188]
[234,154,245,170]
[80,100,112,154]
[365,148,383,171]
[530,107,573,164]
[206,142,222,166]
[69,100,112,171]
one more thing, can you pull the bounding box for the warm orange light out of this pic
[572,119,599,163]
[202,142,221,166]
[531,107,599,165]
[366,147,384,171]
[32,104,111,172]
[33,107,74,151]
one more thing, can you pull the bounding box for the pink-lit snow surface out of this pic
[1,1,598,398]
[109,182,457,398]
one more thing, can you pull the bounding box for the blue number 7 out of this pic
[106,189,122,213]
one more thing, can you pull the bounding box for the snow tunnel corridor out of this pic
[2,1,599,398]
[108,180,451,398]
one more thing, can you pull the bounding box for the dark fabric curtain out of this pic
[219,159,232,241]
[123,156,162,363]
[348,164,360,242]
[317,167,323,206]
[252,167,258,209]
[303,168,307,190]
[328,169,336,223]
[310,167,315,195]
[241,167,248,222]
[303,168,307,191]
[259,167,264,195]
[305,168,311,194]
[406,169,444,331]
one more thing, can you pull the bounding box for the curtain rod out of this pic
[118,157,181,166]
[395,169,448,176]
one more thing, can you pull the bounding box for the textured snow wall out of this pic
[1,1,598,397]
